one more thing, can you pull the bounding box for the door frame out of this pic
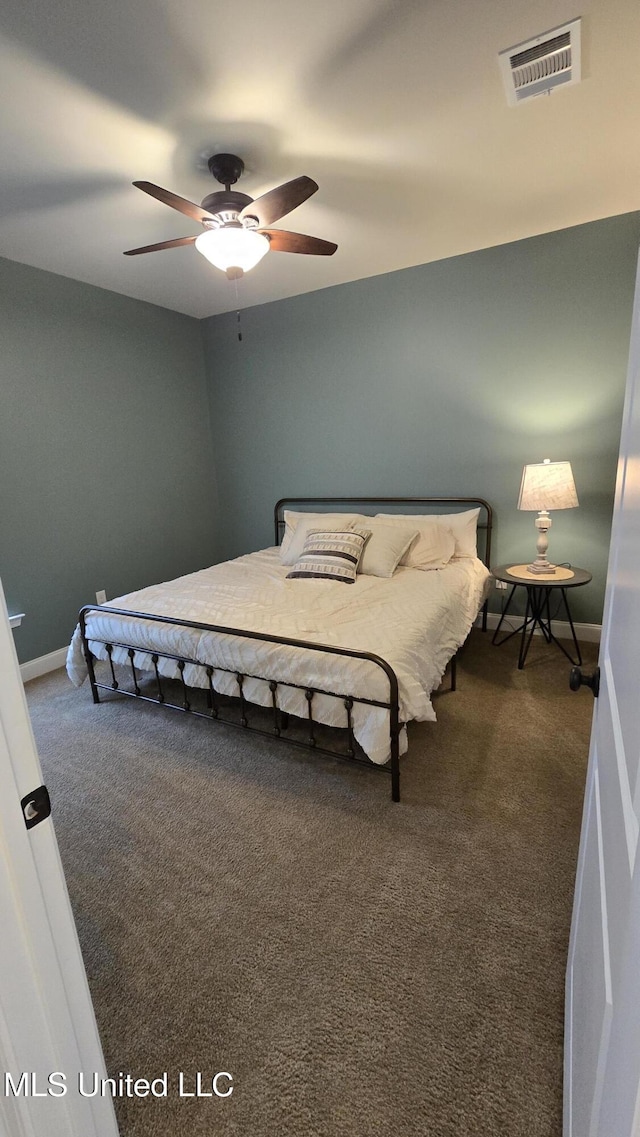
[564,247,640,1135]
[0,579,119,1137]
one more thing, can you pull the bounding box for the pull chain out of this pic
[234,277,242,342]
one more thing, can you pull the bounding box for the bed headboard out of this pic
[274,497,493,568]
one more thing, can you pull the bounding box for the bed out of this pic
[67,497,492,801]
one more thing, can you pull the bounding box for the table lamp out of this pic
[517,459,578,574]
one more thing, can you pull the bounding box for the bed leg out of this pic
[481,600,488,632]
[79,611,100,704]
[450,654,457,692]
[390,719,400,803]
[391,750,400,802]
[86,651,100,704]
[389,684,401,802]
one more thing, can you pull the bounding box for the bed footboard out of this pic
[78,606,403,802]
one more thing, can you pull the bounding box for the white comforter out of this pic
[67,548,490,765]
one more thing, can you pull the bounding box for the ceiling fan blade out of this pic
[123,235,199,256]
[239,176,318,227]
[260,229,338,256]
[133,181,215,224]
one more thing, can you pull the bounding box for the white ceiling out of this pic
[1,0,639,319]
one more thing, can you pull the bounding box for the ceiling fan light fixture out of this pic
[195,227,270,275]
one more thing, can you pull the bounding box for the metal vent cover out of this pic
[499,18,582,106]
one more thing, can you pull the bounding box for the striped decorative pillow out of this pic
[286,528,370,584]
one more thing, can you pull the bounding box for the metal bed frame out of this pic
[79,496,492,802]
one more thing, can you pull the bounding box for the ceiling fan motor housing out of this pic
[200,190,254,225]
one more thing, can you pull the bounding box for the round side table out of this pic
[491,563,592,670]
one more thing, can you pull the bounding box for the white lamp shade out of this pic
[195,228,270,273]
[518,460,579,511]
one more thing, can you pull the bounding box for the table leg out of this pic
[532,586,583,666]
[492,574,586,668]
[518,586,536,669]
[540,588,553,643]
[558,587,583,666]
[492,585,520,646]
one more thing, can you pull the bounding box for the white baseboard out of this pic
[20,647,68,683]
[477,610,602,644]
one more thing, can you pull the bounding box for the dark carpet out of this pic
[26,629,597,1137]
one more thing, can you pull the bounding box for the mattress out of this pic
[67,547,490,765]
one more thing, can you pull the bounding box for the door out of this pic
[565,250,640,1134]
[0,578,119,1137]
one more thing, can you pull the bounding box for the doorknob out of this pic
[569,666,600,698]
[20,785,52,830]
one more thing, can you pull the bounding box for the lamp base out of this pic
[528,511,556,574]
[526,558,558,575]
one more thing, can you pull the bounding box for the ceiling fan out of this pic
[124,153,337,279]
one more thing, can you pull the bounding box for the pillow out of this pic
[431,508,481,558]
[374,514,455,569]
[286,529,370,584]
[279,511,361,566]
[376,509,480,560]
[350,518,419,578]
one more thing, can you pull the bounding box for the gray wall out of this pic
[0,257,220,663]
[201,212,640,625]
[3,211,638,664]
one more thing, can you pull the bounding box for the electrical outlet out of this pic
[495,579,508,590]
[96,589,107,605]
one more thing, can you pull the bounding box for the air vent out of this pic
[499,18,581,106]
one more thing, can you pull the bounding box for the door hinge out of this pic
[21,785,51,830]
